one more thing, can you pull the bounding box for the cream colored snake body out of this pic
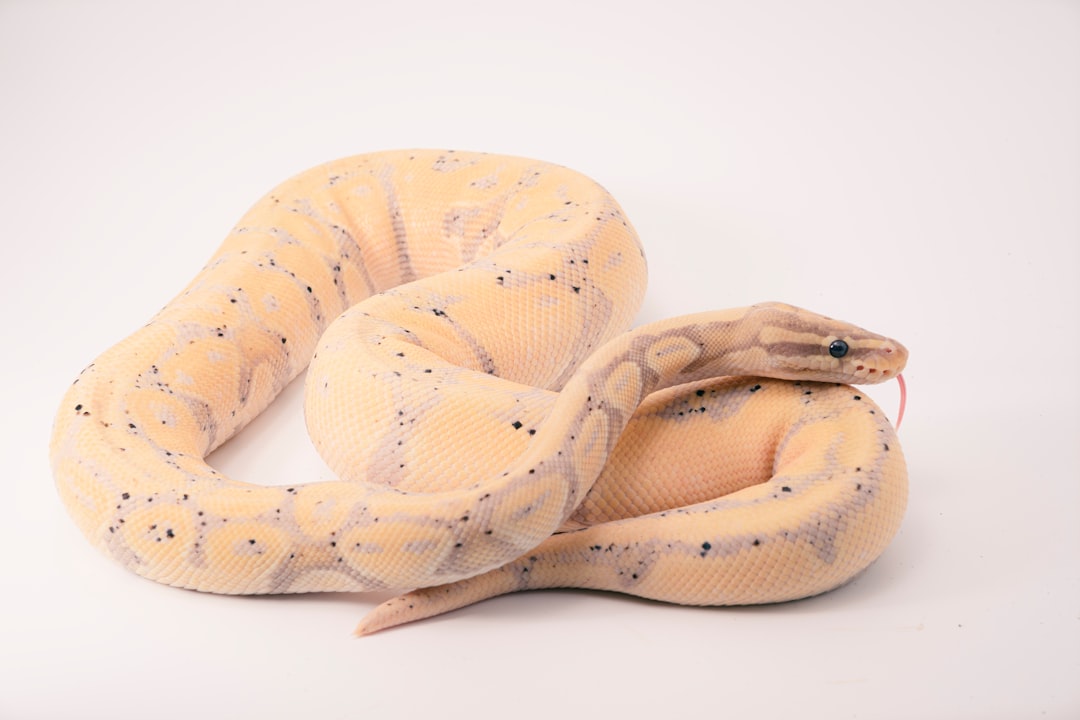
[50,150,908,634]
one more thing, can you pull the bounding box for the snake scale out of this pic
[50,150,908,635]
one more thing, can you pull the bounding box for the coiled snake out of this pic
[50,150,908,634]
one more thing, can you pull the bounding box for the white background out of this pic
[2,1,1077,718]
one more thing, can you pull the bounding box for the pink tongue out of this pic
[895,373,907,430]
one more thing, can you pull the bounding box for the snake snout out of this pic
[842,336,908,384]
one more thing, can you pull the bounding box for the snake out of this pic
[49,149,908,635]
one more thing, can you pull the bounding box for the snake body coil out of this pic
[50,150,908,634]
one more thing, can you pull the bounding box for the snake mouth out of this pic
[849,353,907,384]
[768,351,904,385]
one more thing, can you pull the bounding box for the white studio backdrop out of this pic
[1,1,1077,718]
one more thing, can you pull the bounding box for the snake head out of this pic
[748,301,908,385]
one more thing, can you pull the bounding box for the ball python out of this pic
[50,149,908,635]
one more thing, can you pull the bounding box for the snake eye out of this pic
[828,339,849,358]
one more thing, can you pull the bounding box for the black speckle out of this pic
[781,486,792,493]
[749,384,762,393]
[248,539,256,545]
[511,420,523,430]
[700,541,712,557]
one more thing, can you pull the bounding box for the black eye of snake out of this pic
[828,339,849,359]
